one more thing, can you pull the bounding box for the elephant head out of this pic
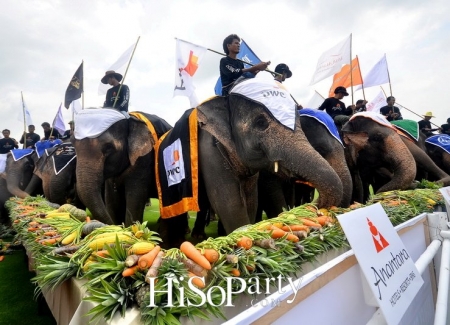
[5,152,38,198]
[197,82,343,209]
[73,110,164,225]
[342,115,416,193]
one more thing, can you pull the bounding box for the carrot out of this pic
[246,264,255,272]
[298,218,322,228]
[145,251,165,282]
[286,233,299,243]
[180,241,211,270]
[122,265,139,277]
[202,248,219,263]
[0,256,4,262]
[43,231,58,237]
[281,225,309,232]
[315,216,331,226]
[230,268,240,277]
[13,219,20,224]
[28,227,40,232]
[236,236,253,250]
[85,216,91,223]
[29,221,39,227]
[138,246,161,270]
[267,225,288,239]
[93,250,109,258]
[39,238,58,245]
[188,272,206,288]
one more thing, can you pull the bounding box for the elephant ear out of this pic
[197,97,236,154]
[128,117,155,166]
[343,132,369,164]
[33,156,46,178]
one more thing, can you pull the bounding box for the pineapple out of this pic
[135,285,150,307]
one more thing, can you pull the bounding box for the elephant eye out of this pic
[102,143,115,154]
[254,115,269,131]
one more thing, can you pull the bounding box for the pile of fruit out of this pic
[4,186,445,325]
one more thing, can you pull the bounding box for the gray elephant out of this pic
[342,112,417,201]
[424,134,450,175]
[164,79,344,245]
[4,150,40,199]
[256,108,353,220]
[72,109,172,226]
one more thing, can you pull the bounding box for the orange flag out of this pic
[328,57,363,97]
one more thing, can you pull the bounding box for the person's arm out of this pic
[118,85,130,110]
[12,138,19,149]
[318,98,329,111]
[242,61,270,74]
[19,132,26,144]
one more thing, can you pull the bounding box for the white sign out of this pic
[337,203,423,325]
[163,138,185,187]
[439,186,450,213]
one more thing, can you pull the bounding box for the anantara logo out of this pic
[437,136,450,145]
[367,218,389,253]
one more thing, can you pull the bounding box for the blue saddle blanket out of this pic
[298,109,343,146]
[425,135,450,154]
[35,139,62,158]
[10,149,34,161]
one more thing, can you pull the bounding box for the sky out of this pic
[1,0,450,141]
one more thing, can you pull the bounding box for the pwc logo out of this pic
[367,218,389,253]
[163,139,185,187]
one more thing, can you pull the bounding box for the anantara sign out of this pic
[337,203,423,325]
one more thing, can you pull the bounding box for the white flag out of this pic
[98,41,137,95]
[71,99,82,115]
[174,39,208,107]
[17,97,34,127]
[310,35,351,85]
[355,54,389,91]
[306,91,326,109]
[366,90,386,114]
[53,103,66,136]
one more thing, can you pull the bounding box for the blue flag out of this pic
[214,39,261,95]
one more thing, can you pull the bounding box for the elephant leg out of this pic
[258,170,287,220]
[158,213,188,249]
[199,131,255,234]
[191,177,211,240]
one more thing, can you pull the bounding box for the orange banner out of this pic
[328,57,363,97]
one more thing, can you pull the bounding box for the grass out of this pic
[0,249,56,325]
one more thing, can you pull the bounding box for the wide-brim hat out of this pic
[423,111,435,118]
[275,63,292,78]
[101,70,123,84]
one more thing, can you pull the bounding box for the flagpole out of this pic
[81,59,84,110]
[112,36,140,109]
[350,34,354,106]
[357,55,366,101]
[20,91,27,149]
[385,54,393,96]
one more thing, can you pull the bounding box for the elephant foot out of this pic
[407,181,419,190]
[158,214,188,249]
[191,226,207,241]
[217,220,226,236]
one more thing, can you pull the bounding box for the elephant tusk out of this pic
[274,161,278,173]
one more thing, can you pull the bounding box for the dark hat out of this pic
[101,70,123,84]
[68,121,74,124]
[275,63,292,78]
[334,86,349,96]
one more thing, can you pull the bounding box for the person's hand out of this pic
[350,105,356,111]
[297,104,303,110]
[255,61,270,71]
[49,136,55,140]
[12,138,18,145]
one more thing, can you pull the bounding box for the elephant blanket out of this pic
[391,120,420,141]
[10,149,34,161]
[298,109,343,145]
[425,135,450,154]
[74,108,127,139]
[45,144,77,175]
[35,139,63,158]
[155,108,199,219]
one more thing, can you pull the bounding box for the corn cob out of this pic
[129,242,155,255]
[61,231,78,245]
[88,234,133,250]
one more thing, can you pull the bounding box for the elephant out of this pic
[72,110,172,226]
[178,79,344,245]
[425,136,450,175]
[256,109,353,220]
[342,113,417,202]
[4,151,39,199]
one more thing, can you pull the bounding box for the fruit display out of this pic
[4,186,445,325]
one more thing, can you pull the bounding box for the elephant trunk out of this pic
[24,174,42,195]
[378,134,416,193]
[276,141,343,208]
[326,151,353,207]
[76,159,114,224]
[6,169,31,199]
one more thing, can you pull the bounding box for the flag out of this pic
[174,39,208,107]
[310,35,351,85]
[306,91,326,109]
[52,103,66,136]
[64,62,83,109]
[71,99,82,115]
[328,57,363,97]
[355,54,389,91]
[366,90,386,114]
[214,39,261,95]
[98,41,137,95]
[17,96,34,126]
